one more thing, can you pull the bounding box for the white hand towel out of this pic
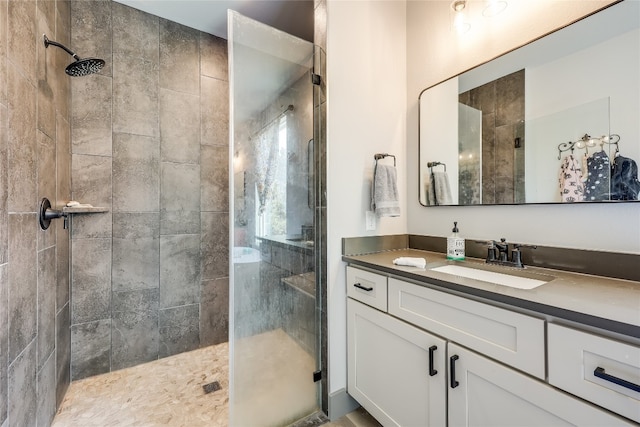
[393,257,427,269]
[372,164,400,217]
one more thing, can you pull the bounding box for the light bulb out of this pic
[453,11,471,33]
[483,0,507,17]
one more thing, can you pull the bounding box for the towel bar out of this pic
[374,153,396,167]
[427,161,446,172]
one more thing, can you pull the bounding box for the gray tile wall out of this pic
[0,0,73,425]
[69,0,229,381]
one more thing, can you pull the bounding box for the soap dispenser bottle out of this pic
[447,221,465,261]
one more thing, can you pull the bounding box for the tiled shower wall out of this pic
[0,0,73,425]
[69,0,229,380]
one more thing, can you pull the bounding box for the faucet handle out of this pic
[511,244,537,268]
[475,240,498,262]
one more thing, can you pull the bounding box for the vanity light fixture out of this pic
[483,0,508,17]
[451,0,466,12]
[451,0,471,33]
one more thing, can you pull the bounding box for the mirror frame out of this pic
[418,0,639,207]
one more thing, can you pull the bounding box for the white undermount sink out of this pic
[430,264,550,290]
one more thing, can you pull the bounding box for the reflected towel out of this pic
[393,257,427,269]
[372,164,400,217]
[426,171,452,205]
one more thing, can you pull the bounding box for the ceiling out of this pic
[113,0,315,42]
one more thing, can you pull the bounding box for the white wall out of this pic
[326,0,640,415]
[326,0,407,400]
[525,28,640,202]
[407,0,640,253]
[419,78,459,204]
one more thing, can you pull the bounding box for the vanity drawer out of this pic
[548,323,640,423]
[347,267,388,312]
[388,278,545,378]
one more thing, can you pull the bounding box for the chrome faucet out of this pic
[479,238,537,268]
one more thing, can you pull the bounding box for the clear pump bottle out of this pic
[447,221,465,261]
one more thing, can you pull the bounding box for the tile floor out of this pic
[52,341,229,426]
[52,329,380,427]
[325,408,382,427]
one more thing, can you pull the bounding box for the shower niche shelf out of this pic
[62,206,109,214]
[39,197,109,230]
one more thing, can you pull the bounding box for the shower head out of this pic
[65,58,106,77]
[43,34,105,77]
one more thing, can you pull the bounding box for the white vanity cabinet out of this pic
[388,277,545,379]
[548,323,640,423]
[346,266,635,427]
[448,343,631,426]
[347,299,446,426]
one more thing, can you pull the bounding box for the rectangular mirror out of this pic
[419,0,639,206]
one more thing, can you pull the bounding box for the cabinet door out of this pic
[447,343,633,427]
[347,299,446,427]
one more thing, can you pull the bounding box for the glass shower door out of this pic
[228,11,320,426]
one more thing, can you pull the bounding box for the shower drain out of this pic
[202,380,222,394]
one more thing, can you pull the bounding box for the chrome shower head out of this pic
[43,34,105,77]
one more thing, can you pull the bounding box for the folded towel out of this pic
[372,164,400,217]
[393,257,427,269]
[426,171,452,205]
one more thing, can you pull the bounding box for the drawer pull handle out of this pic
[428,345,438,376]
[450,355,459,388]
[594,367,640,393]
[353,283,373,292]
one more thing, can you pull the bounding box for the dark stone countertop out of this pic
[343,249,640,340]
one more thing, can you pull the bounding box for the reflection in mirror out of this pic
[419,0,640,206]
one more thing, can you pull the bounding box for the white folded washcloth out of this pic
[393,257,427,269]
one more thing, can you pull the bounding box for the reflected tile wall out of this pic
[69,0,229,382]
[460,69,525,205]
